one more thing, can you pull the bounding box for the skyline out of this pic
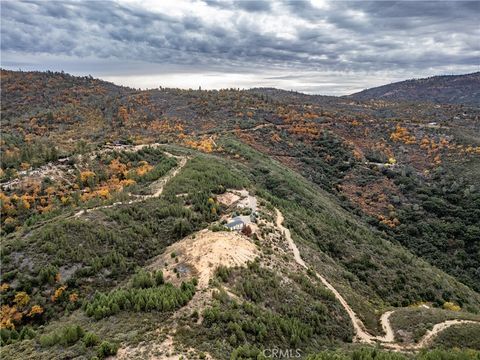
[1,0,479,95]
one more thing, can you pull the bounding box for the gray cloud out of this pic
[205,0,271,12]
[236,1,271,12]
[1,0,478,95]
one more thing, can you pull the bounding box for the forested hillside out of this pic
[348,72,480,105]
[1,70,479,359]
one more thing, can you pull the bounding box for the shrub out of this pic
[19,326,36,340]
[97,341,118,359]
[305,348,480,359]
[155,270,164,286]
[231,344,267,360]
[39,332,60,348]
[83,332,100,347]
[131,269,154,289]
[0,328,20,345]
[60,325,84,345]
[443,301,461,311]
[38,265,58,285]
[215,265,231,282]
[173,219,192,238]
[209,223,229,232]
[39,324,84,348]
[241,225,252,237]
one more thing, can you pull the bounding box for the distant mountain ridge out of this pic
[348,72,480,106]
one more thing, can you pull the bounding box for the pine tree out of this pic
[155,270,164,286]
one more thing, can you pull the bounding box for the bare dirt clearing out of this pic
[117,230,258,359]
[149,230,258,289]
[115,334,213,360]
[216,192,240,207]
[115,335,177,360]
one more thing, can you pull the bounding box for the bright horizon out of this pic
[2,67,477,97]
[1,1,479,95]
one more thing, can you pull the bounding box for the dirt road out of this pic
[74,153,187,217]
[274,207,479,350]
[275,208,374,343]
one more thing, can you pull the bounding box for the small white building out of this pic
[226,217,246,231]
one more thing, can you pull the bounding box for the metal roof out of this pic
[226,218,245,228]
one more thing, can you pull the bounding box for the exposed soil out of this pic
[274,207,480,351]
[115,230,258,359]
[149,229,258,289]
[216,192,240,207]
[115,334,213,360]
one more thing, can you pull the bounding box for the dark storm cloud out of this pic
[236,1,271,12]
[1,0,478,94]
[205,0,271,12]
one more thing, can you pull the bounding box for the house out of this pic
[226,217,246,231]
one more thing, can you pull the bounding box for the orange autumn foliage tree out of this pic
[135,161,153,176]
[390,125,416,144]
[420,136,431,150]
[117,106,129,123]
[27,305,44,317]
[69,293,79,303]
[80,170,96,185]
[378,215,400,229]
[352,149,363,161]
[184,137,215,153]
[270,133,282,142]
[109,158,128,178]
[288,122,321,139]
[463,145,480,154]
[148,119,184,134]
[0,305,22,330]
[51,285,67,302]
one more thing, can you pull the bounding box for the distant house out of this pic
[226,217,245,231]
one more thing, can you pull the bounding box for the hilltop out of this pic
[1,70,480,359]
[348,72,480,106]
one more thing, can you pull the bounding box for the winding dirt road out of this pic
[275,209,374,343]
[274,208,479,350]
[74,153,187,217]
[14,139,476,351]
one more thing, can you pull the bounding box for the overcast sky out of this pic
[1,0,479,95]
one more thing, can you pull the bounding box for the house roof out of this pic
[226,218,245,228]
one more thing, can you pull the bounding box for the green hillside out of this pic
[1,70,479,359]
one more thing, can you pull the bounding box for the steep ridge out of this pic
[275,208,372,342]
[275,207,480,350]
